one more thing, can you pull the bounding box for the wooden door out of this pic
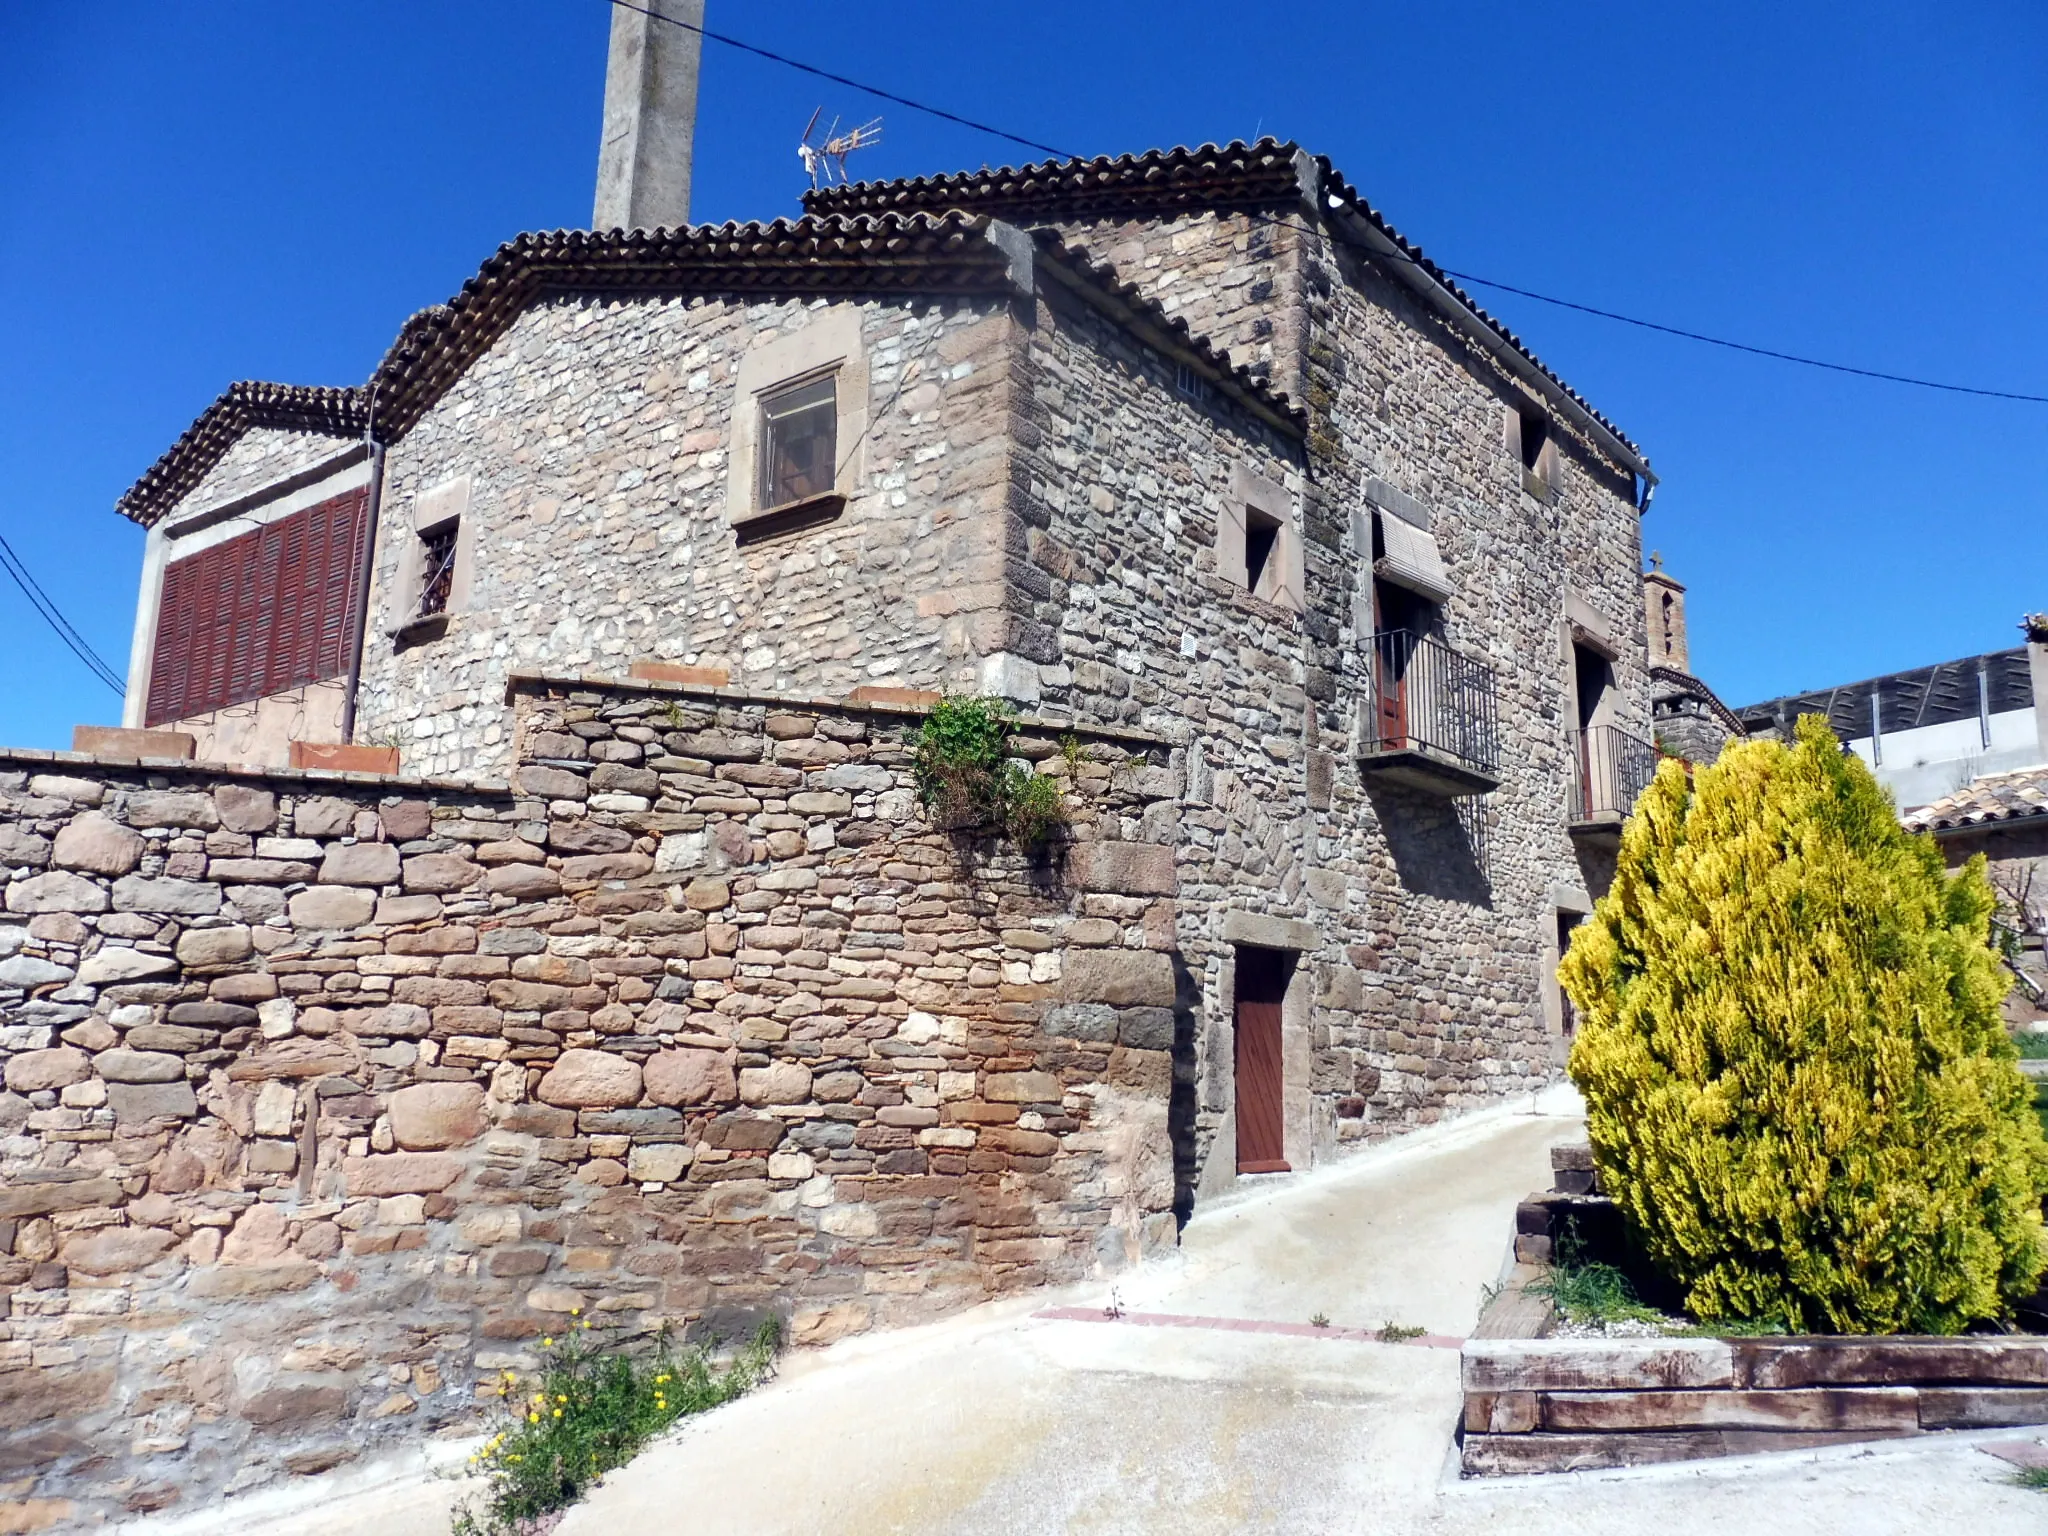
[1371,579,1416,751]
[1234,948,1290,1173]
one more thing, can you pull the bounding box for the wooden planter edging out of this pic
[1461,1336,2048,1475]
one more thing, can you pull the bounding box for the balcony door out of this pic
[1572,642,1614,818]
[1372,579,1435,750]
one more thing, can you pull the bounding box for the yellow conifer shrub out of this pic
[1560,715,2048,1334]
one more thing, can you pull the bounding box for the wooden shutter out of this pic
[144,486,369,726]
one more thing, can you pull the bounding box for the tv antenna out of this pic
[799,108,882,189]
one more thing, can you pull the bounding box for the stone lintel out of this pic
[1220,910,1319,953]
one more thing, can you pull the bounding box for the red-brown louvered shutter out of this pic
[146,556,195,724]
[141,486,372,727]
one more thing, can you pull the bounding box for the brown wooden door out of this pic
[1375,637,1408,750]
[1371,579,1417,752]
[1235,948,1289,1173]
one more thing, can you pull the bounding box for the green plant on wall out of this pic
[1560,714,2048,1335]
[912,696,1068,851]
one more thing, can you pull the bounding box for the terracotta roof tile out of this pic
[119,213,1020,526]
[807,137,1643,462]
[117,383,370,528]
[1903,765,2048,834]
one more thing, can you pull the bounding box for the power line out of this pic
[0,532,126,695]
[0,535,126,690]
[617,0,2048,407]
[1427,271,2048,405]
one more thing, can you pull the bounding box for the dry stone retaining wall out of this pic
[0,680,1178,1525]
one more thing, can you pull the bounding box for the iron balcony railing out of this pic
[1361,630,1502,777]
[1571,725,1659,823]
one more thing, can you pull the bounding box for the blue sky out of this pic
[2,1,2043,749]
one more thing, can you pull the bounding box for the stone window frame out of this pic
[1216,463,1304,612]
[725,308,870,543]
[389,474,476,643]
[1564,592,1620,734]
[1507,398,1561,503]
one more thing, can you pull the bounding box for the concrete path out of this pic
[125,1088,2047,1534]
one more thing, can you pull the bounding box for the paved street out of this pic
[130,1090,2046,1535]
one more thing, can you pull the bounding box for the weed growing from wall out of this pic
[911,696,1068,851]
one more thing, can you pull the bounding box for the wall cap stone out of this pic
[0,746,510,797]
[503,672,1177,748]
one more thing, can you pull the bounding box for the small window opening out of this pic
[1518,404,1549,474]
[417,523,458,619]
[759,374,837,510]
[1244,508,1280,594]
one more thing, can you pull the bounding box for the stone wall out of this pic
[1011,210,1649,1184]
[0,679,1178,1525]
[358,295,1019,779]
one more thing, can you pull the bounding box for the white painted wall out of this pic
[1844,706,2044,810]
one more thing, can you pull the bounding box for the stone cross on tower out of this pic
[593,0,704,230]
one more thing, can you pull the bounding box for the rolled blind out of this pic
[144,487,369,726]
[1374,511,1453,604]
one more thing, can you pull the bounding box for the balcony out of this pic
[1569,725,1659,843]
[1359,631,1502,796]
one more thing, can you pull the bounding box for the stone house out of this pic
[110,141,1660,1183]
[0,132,1665,1514]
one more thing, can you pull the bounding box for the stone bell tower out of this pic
[1643,553,1689,672]
[593,0,704,230]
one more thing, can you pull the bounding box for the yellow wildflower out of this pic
[542,1337,554,1348]
[528,1412,539,1424]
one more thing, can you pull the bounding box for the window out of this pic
[416,522,458,619]
[758,374,836,511]
[1556,910,1587,1037]
[145,488,368,726]
[726,308,866,541]
[1244,508,1280,592]
[1517,404,1549,474]
[1220,464,1301,611]
[1513,402,1558,499]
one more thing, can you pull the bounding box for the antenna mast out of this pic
[798,108,883,189]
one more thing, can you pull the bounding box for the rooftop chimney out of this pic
[593,0,704,230]
[1643,557,1689,672]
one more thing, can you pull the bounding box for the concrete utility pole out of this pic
[593,0,704,230]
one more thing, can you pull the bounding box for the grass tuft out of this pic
[2015,1465,2048,1491]
[1527,1227,1665,1328]
[452,1311,779,1536]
